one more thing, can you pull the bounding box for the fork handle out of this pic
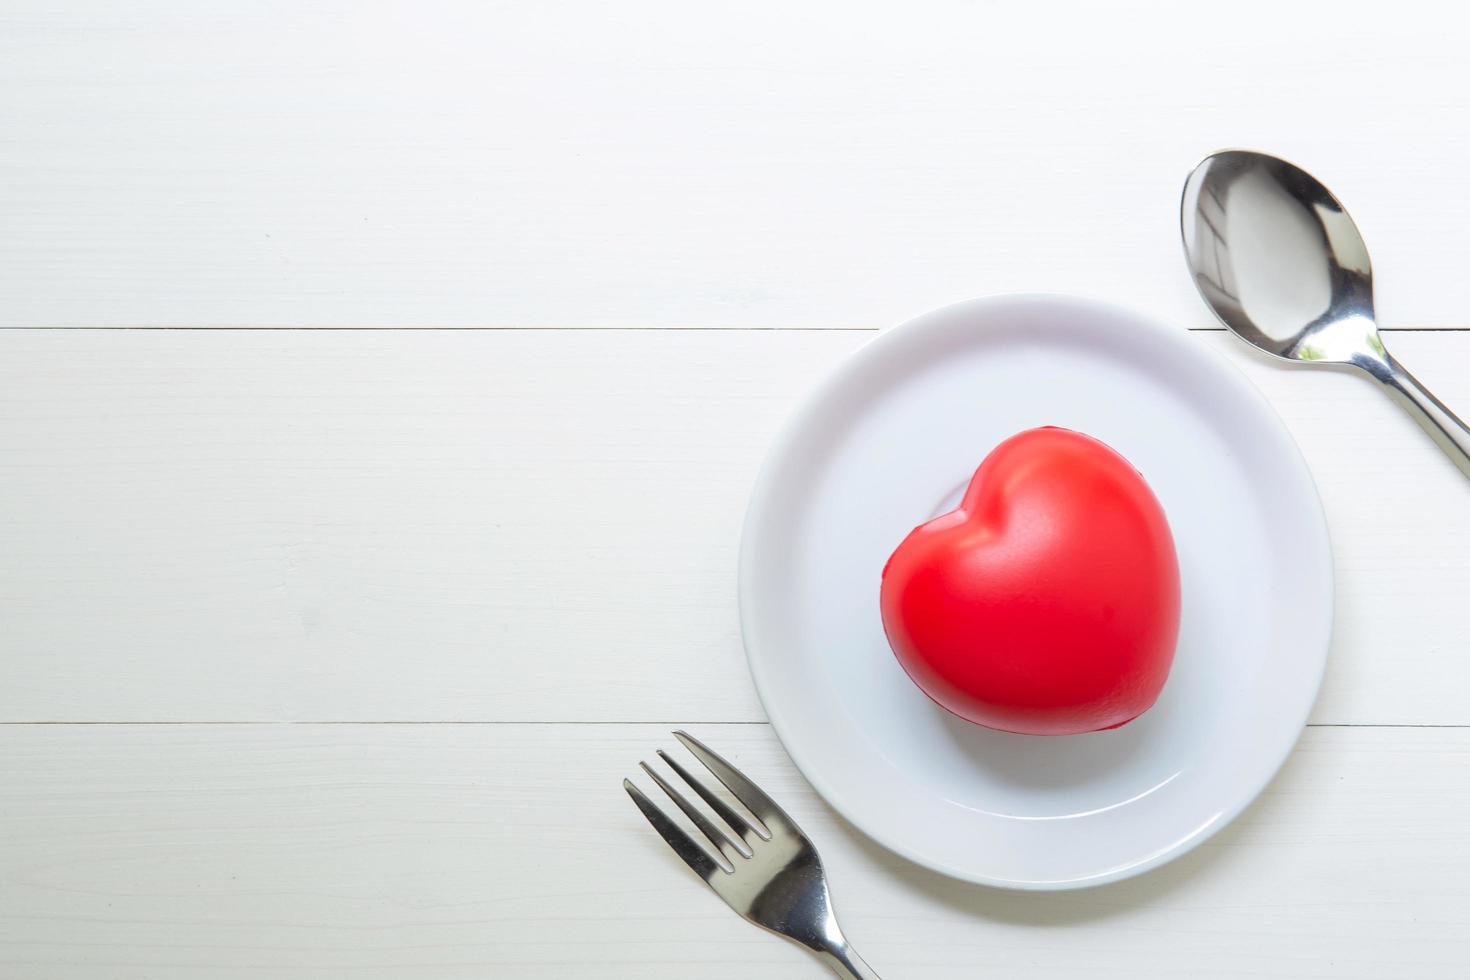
[818,942,882,979]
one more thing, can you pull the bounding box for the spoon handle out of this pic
[1380,354,1470,479]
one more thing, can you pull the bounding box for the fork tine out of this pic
[623,779,725,880]
[657,749,770,844]
[672,731,793,835]
[640,762,750,863]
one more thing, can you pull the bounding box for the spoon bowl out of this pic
[1181,149,1470,479]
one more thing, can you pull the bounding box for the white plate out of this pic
[739,294,1333,890]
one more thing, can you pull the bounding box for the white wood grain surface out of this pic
[2,724,1467,979]
[4,1,1470,976]
[2,0,1470,329]
[2,328,1469,725]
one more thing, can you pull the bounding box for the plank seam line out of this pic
[0,721,1462,728]
[0,326,1464,334]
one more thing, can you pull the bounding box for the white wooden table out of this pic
[3,3,1469,977]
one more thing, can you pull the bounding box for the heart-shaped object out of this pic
[879,427,1181,735]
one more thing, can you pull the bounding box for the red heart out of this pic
[879,427,1181,736]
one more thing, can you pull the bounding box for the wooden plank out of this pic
[0,722,1465,978]
[1,328,1467,723]
[2,1,1469,328]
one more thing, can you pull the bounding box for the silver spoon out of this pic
[1181,149,1470,479]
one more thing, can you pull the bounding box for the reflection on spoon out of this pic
[1181,149,1470,479]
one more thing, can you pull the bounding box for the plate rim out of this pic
[737,292,1334,890]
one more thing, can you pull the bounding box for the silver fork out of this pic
[623,731,881,979]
